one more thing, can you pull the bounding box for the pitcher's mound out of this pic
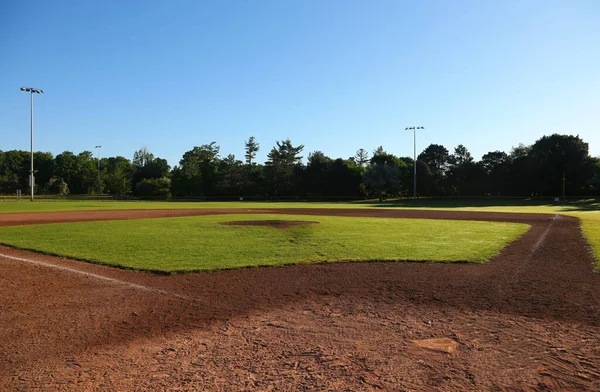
[220,220,319,230]
[411,338,459,354]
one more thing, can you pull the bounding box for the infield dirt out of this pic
[0,208,599,391]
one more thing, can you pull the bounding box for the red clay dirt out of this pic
[0,208,599,391]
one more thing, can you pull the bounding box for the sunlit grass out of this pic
[0,214,528,273]
[0,198,597,269]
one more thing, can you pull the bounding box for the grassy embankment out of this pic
[0,214,528,273]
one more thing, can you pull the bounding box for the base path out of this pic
[0,208,599,391]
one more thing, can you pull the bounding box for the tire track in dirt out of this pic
[0,208,598,391]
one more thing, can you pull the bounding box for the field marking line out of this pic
[528,214,559,258]
[0,252,198,302]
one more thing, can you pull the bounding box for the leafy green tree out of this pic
[135,178,171,198]
[0,150,29,193]
[53,151,78,191]
[304,151,332,195]
[418,144,451,178]
[33,152,54,193]
[216,154,245,195]
[506,143,534,196]
[173,142,220,196]
[265,139,304,196]
[446,145,482,195]
[102,156,133,195]
[529,134,596,196]
[49,178,69,195]
[417,144,452,195]
[480,151,510,196]
[131,147,171,196]
[363,163,401,201]
[132,146,154,168]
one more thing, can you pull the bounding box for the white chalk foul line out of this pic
[0,252,197,302]
[528,214,559,257]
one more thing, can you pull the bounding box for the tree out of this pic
[49,178,69,195]
[480,151,510,196]
[353,148,369,167]
[418,144,451,178]
[363,163,401,201]
[417,144,452,195]
[102,156,133,195]
[216,154,245,195]
[265,139,304,196]
[133,146,154,168]
[173,142,220,196]
[244,136,260,166]
[131,147,171,196]
[373,146,385,157]
[447,145,481,195]
[1,150,29,194]
[53,151,78,189]
[529,134,596,196]
[33,152,54,193]
[135,178,171,198]
[452,144,473,166]
[304,151,332,195]
[507,144,534,196]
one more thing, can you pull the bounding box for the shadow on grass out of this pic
[348,197,600,212]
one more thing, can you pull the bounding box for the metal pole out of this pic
[413,128,416,200]
[30,92,34,201]
[95,145,102,195]
[97,147,100,194]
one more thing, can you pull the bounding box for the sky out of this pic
[1,0,599,167]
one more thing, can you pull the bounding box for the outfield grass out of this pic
[0,197,597,214]
[0,198,597,269]
[0,214,528,273]
[576,211,600,271]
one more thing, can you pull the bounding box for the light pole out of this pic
[20,87,43,201]
[405,126,424,200]
[95,145,102,195]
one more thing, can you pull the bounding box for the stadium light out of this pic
[21,87,44,201]
[405,126,425,200]
[95,145,102,195]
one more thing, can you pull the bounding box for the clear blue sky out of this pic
[1,0,599,167]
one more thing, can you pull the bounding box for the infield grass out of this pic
[0,214,528,273]
[0,198,597,269]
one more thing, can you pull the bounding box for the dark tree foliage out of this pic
[265,139,304,197]
[1,133,597,199]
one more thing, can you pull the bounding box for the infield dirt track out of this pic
[0,208,599,391]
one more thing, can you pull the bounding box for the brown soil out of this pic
[221,219,319,229]
[0,208,599,391]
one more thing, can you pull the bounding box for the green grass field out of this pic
[0,197,597,214]
[0,198,597,270]
[0,214,528,273]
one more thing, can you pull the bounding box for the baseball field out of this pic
[0,199,599,390]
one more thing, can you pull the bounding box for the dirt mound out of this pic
[220,219,319,229]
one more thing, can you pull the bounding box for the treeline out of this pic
[1,134,599,199]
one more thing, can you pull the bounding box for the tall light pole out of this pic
[405,126,424,200]
[95,145,102,195]
[20,87,44,201]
